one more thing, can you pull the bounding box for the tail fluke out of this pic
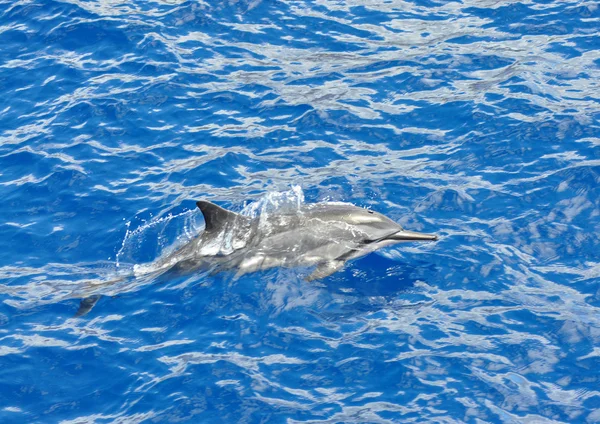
[75,295,102,317]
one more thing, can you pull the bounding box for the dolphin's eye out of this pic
[368,210,374,214]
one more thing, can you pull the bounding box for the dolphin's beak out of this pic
[390,230,438,242]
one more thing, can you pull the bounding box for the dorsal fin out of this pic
[196,200,241,232]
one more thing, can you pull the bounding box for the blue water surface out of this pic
[1,0,600,422]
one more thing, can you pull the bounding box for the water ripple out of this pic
[0,0,599,422]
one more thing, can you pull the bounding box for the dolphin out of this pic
[75,200,437,316]
[158,200,438,281]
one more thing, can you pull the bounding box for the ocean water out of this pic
[1,0,599,422]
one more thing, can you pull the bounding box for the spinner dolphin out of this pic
[161,200,438,281]
[76,200,437,316]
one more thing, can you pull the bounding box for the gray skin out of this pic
[161,200,438,281]
[75,200,437,316]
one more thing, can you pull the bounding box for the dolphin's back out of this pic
[156,200,432,279]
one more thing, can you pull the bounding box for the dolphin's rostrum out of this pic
[161,200,438,281]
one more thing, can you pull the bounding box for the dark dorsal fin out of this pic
[196,200,241,232]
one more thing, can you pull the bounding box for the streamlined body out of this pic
[159,200,438,281]
[76,200,437,316]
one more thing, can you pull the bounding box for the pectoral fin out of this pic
[306,260,345,282]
